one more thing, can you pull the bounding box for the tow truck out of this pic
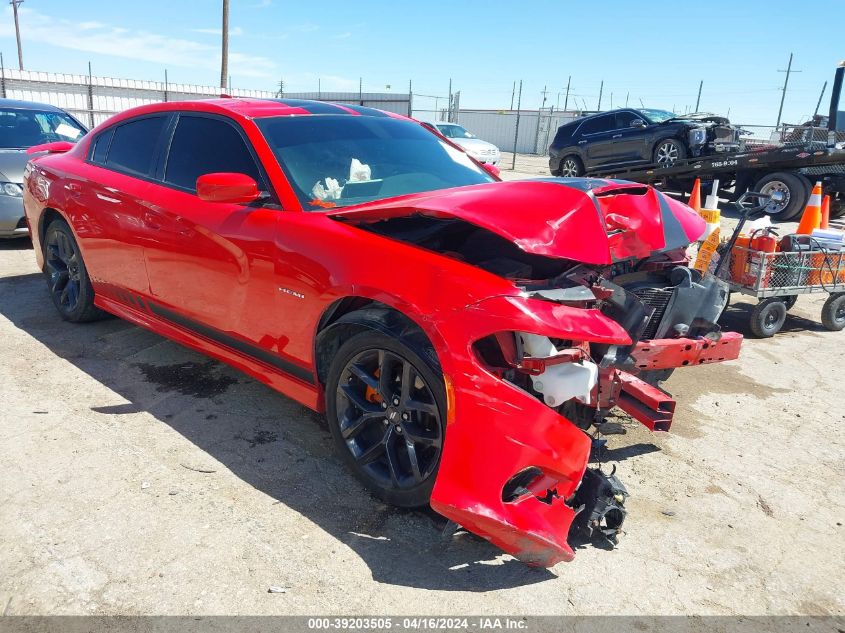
[573,62,845,222]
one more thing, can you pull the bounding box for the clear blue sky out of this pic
[1,0,842,125]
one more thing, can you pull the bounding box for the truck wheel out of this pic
[749,298,787,338]
[754,172,809,220]
[559,156,584,177]
[830,199,845,219]
[653,139,687,167]
[820,293,845,331]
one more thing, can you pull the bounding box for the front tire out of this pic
[42,219,105,323]
[325,328,446,508]
[558,155,584,177]
[653,139,687,167]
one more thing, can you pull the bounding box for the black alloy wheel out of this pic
[327,330,445,507]
[42,220,104,322]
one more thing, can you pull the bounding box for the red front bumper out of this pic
[430,330,743,566]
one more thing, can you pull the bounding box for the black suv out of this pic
[549,108,738,177]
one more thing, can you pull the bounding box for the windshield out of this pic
[639,108,677,123]
[435,124,475,139]
[0,107,86,149]
[256,115,494,210]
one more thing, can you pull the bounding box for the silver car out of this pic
[1,99,87,238]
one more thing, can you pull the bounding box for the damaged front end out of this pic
[331,179,742,566]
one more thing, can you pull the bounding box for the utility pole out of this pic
[776,52,801,128]
[597,80,604,111]
[318,78,321,98]
[220,0,229,89]
[447,78,452,121]
[276,77,285,97]
[610,92,613,109]
[625,92,629,107]
[511,79,522,170]
[813,81,827,117]
[358,77,363,105]
[540,85,548,109]
[510,80,515,110]
[695,80,703,111]
[563,75,571,111]
[407,79,412,117]
[11,0,24,70]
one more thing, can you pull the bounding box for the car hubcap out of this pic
[759,181,791,215]
[561,159,579,177]
[336,348,442,490]
[44,230,82,312]
[656,142,679,166]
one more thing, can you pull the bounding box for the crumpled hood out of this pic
[329,178,706,264]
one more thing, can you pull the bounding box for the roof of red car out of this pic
[162,97,407,120]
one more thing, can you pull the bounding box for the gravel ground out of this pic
[1,166,843,616]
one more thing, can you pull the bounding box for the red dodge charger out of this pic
[23,98,741,566]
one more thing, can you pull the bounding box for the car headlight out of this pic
[688,128,707,146]
[1,182,23,197]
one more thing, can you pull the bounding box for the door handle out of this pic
[612,134,622,139]
[578,140,587,144]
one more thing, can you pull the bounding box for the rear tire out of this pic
[325,327,446,508]
[821,293,845,331]
[42,219,105,323]
[754,172,810,221]
[749,298,787,338]
[558,155,584,177]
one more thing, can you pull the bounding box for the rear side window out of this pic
[553,123,575,144]
[164,115,263,192]
[578,115,613,135]
[90,128,113,164]
[106,116,167,176]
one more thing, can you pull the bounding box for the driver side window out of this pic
[164,115,265,193]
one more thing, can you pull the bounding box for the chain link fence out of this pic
[0,67,411,129]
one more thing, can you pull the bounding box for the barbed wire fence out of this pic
[0,58,833,162]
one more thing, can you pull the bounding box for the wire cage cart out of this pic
[722,245,845,337]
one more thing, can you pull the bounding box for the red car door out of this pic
[141,113,283,356]
[72,115,171,296]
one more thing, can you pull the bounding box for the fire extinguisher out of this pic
[745,228,779,288]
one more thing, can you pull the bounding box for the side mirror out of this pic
[196,172,260,203]
[482,162,501,178]
[631,119,646,128]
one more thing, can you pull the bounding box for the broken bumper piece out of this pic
[430,382,591,567]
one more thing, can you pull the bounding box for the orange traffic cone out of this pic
[820,195,830,230]
[689,178,701,212]
[796,182,823,235]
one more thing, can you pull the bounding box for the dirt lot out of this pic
[1,166,843,616]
